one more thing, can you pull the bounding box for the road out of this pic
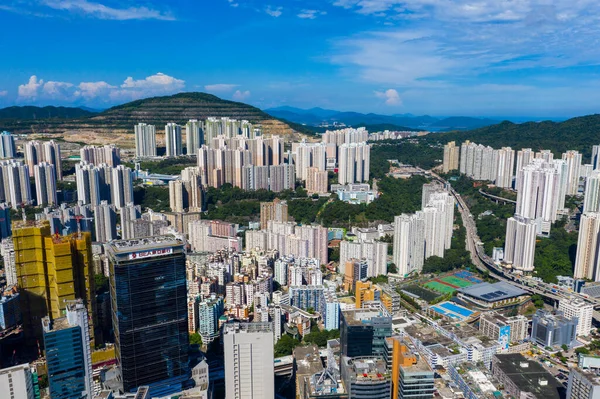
[431,172,600,320]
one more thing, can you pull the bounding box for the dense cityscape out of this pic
[0,114,597,399]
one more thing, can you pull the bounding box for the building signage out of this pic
[128,248,173,260]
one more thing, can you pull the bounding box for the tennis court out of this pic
[454,270,483,284]
[441,276,473,288]
[425,281,455,294]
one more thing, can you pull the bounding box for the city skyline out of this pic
[1,1,600,117]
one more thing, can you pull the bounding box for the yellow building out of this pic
[355,280,378,309]
[13,220,96,346]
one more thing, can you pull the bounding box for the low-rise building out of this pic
[479,312,528,347]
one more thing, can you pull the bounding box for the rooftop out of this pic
[106,235,184,253]
[343,356,389,383]
[294,345,324,379]
[458,281,528,302]
[342,306,391,326]
[222,321,273,334]
[493,354,565,399]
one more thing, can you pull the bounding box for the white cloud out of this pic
[233,90,251,101]
[375,89,402,105]
[228,0,239,7]
[204,84,239,93]
[298,9,326,19]
[41,0,175,21]
[0,91,7,97]
[265,6,283,17]
[18,76,44,100]
[16,73,185,104]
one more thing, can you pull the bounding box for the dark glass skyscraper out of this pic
[106,236,189,396]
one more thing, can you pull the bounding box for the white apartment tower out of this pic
[562,150,582,196]
[0,160,33,208]
[33,162,58,207]
[111,165,134,208]
[393,213,425,277]
[338,142,370,185]
[504,215,537,273]
[0,131,16,159]
[574,212,600,281]
[186,119,204,155]
[495,147,515,188]
[584,171,600,214]
[0,363,37,399]
[223,322,274,399]
[423,191,455,258]
[515,148,535,190]
[165,122,183,157]
[593,145,600,170]
[134,123,157,157]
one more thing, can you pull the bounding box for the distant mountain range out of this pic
[265,106,501,131]
[0,105,97,120]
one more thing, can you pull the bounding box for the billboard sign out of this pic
[498,325,511,351]
[128,248,173,260]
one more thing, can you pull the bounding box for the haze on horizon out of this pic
[1,0,599,118]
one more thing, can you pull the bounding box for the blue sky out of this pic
[1,0,600,117]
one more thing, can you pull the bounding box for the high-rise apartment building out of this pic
[442,141,459,173]
[559,297,594,337]
[111,165,134,208]
[13,221,95,346]
[197,294,224,344]
[495,147,515,188]
[567,368,600,399]
[423,191,454,259]
[338,142,370,185]
[106,236,189,396]
[0,160,33,208]
[120,203,141,240]
[393,213,425,277]
[165,123,183,157]
[339,239,388,277]
[268,164,295,192]
[43,140,63,180]
[223,322,274,399]
[563,150,583,196]
[593,145,600,171]
[26,140,63,180]
[574,212,600,281]
[75,162,114,206]
[42,300,93,399]
[33,162,58,206]
[306,167,328,194]
[295,141,327,181]
[0,363,38,399]
[186,119,204,155]
[584,171,600,213]
[504,215,537,273]
[94,201,117,242]
[515,148,535,190]
[260,198,288,229]
[80,145,120,167]
[0,131,16,159]
[134,123,157,158]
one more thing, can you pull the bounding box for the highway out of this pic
[431,172,600,321]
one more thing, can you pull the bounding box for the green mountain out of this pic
[434,115,600,159]
[0,92,294,135]
[0,106,96,119]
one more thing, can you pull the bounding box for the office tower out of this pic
[42,300,93,399]
[584,171,600,213]
[495,147,515,188]
[423,191,455,259]
[306,167,328,194]
[0,131,16,158]
[338,142,370,185]
[260,198,288,229]
[80,145,120,167]
[197,295,224,344]
[120,203,141,240]
[186,119,204,155]
[341,356,392,399]
[515,148,535,190]
[567,368,600,399]
[13,220,95,346]
[388,337,434,399]
[0,363,38,399]
[34,162,58,206]
[559,298,594,337]
[94,201,117,242]
[442,141,459,173]
[0,204,11,239]
[563,150,583,196]
[504,215,537,273]
[106,236,189,396]
[111,165,134,208]
[393,213,425,277]
[340,306,392,358]
[0,160,33,208]
[43,140,63,180]
[134,123,157,158]
[574,213,600,280]
[223,322,274,399]
[165,123,183,157]
[593,145,600,170]
[531,309,577,349]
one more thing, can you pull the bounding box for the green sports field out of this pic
[424,281,455,294]
[441,276,473,288]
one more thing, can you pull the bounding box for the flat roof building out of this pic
[567,367,600,399]
[341,356,391,399]
[457,281,529,309]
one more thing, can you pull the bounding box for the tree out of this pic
[274,335,300,357]
[388,263,398,274]
[94,273,109,295]
[189,333,202,346]
[561,344,569,352]
[575,347,591,355]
